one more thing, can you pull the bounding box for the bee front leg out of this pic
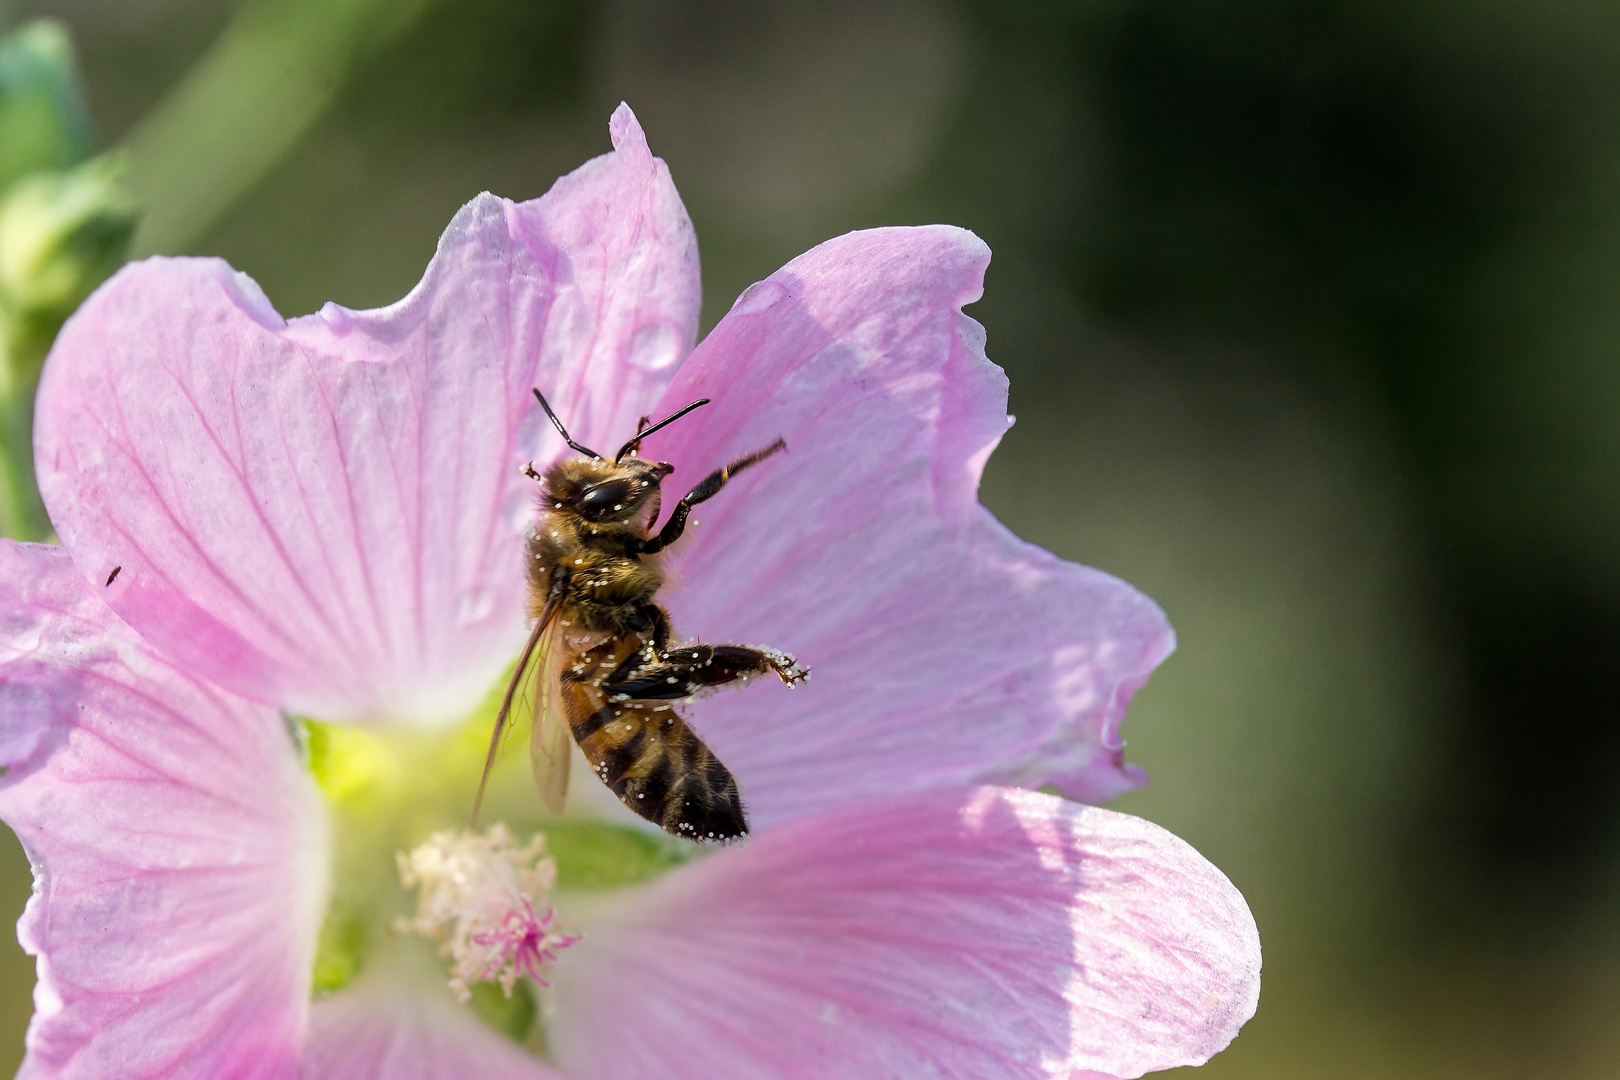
[636,438,786,555]
[605,644,808,700]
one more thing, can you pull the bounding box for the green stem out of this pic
[0,314,50,540]
[0,393,45,540]
[125,0,435,256]
[0,0,446,533]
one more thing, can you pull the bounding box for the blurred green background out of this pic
[3,0,1619,1075]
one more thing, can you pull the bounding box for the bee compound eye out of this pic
[577,479,635,515]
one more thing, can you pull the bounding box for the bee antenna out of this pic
[615,398,711,461]
[532,387,601,459]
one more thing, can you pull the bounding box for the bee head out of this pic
[529,387,708,525]
[547,458,673,525]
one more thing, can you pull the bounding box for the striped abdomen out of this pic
[558,634,747,841]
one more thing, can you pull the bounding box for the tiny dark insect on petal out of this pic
[105,566,121,586]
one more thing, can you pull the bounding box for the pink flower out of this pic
[0,105,1259,1078]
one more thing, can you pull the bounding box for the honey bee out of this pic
[472,389,807,842]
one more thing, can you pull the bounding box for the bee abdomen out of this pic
[598,725,648,786]
[569,705,612,741]
[660,743,746,841]
[572,701,746,841]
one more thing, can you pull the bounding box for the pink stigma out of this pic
[470,899,581,988]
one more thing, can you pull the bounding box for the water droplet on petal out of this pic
[456,587,496,624]
[627,320,681,371]
[730,279,787,316]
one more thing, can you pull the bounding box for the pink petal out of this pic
[0,541,325,1080]
[34,104,697,723]
[642,227,1172,825]
[301,982,566,1080]
[549,786,1259,1080]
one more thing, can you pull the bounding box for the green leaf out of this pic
[542,819,694,890]
[310,897,370,996]
[467,979,536,1044]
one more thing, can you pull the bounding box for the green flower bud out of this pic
[0,21,93,193]
[0,21,124,542]
[0,153,134,541]
[0,153,136,322]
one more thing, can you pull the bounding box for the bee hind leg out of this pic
[606,644,807,700]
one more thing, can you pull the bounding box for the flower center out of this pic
[292,676,696,1045]
[395,825,580,1001]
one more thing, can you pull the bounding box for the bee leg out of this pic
[606,644,807,700]
[636,439,786,555]
[644,603,672,654]
[602,604,674,687]
[622,603,672,655]
[602,649,648,687]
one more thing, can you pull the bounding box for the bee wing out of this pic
[529,620,571,816]
[472,571,569,826]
